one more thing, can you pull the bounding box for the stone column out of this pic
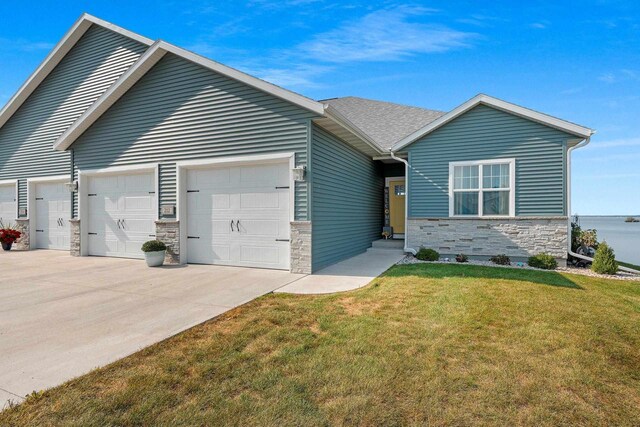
[290,221,312,274]
[14,219,30,250]
[69,219,81,256]
[155,220,180,264]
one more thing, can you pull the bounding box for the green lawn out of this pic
[2,264,640,426]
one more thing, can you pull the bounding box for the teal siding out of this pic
[72,53,316,219]
[407,104,571,217]
[0,25,147,217]
[311,125,383,272]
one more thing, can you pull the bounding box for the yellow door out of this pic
[389,179,405,234]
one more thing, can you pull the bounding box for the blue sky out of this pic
[1,1,639,215]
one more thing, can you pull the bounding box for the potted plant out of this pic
[0,220,22,251]
[141,240,167,267]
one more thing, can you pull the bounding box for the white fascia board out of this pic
[391,94,595,152]
[54,42,168,151]
[323,105,385,155]
[55,39,328,151]
[0,13,152,131]
[158,42,326,116]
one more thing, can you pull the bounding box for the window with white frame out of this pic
[449,159,515,217]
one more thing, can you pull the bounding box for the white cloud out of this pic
[530,22,548,29]
[298,6,476,63]
[0,38,54,52]
[240,63,333,89]
[599,73,616,83]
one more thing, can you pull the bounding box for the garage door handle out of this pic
[275,186,289,189]
[230,220,234,232]
[88,232,97,235]
[187,236,200,239]
[275,239,289,242]
[36,229,44,232]
[236,220,240,231]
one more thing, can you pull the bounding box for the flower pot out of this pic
[144,250,166,267]
[2,241,13,251]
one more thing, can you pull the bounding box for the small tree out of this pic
[591,242,618,275]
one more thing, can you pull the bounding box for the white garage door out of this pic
[186,162,290,270]
[87,172,156,259]
[34,181,71,250]
[0,183,16,226]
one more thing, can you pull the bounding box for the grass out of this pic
[2,264,640,426]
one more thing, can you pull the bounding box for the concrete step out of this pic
[366,247,405,256]
[371,239,404,250]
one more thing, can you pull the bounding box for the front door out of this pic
[388,179,405,235]
[35,181,71,250]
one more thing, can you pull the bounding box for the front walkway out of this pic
[0,250,303,407]
[276,247,405,294]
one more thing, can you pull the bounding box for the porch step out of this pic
[371,239,404,250]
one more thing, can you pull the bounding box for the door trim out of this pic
[0,179,19,222]
[26,175,71,250]
[78,163,159,257]
[386,176,406,237]
[176,152,295,266]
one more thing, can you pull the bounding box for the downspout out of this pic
[390,151,416,255]
[567,135,639,274]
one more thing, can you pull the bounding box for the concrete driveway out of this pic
[0,250,303,406]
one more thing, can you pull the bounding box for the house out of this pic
[0,14,594,274]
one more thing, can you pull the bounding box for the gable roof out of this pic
[0,13,152,131]
[391,94,595,152]
[53,40,326,151]
[322,97,444,151]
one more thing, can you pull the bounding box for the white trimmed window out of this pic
[449,159,515,217]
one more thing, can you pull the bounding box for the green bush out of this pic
[455,253,469,263]
[591,242,618,275]
[490,254,511,265]
[416,247,439,261]
[141,240,167,253]
[527,253,558,270]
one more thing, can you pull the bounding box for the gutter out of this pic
[389,151,416,255]
[567,135,640,275]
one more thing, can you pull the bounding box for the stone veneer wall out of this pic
[407,217,568,260]
[290,221,311,274]
[69,219,81,256]
[155,220,180,264]
[14,219,30,250]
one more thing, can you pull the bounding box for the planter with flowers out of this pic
[0,221,22,251]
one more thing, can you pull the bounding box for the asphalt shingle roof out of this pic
[322,96,445,151]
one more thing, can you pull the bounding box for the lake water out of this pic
[577,216,640,265]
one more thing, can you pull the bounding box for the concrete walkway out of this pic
[0,250,302,408]
[276,248,405,294]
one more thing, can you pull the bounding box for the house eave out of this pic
[0,13,153,131]
[391,94,595,152]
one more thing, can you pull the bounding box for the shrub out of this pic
[490,254,511,265]
[455,253,468,263]
[416,247,439,261]
[141,240,167,253]
[591,242,618,275]
[528,253,558,270]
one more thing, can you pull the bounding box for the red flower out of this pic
[0,228,21,244]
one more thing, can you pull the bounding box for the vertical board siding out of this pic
[0,25,147,217]
[72,53,316,219]
[407,105,571,217]
[311,125,383,272]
